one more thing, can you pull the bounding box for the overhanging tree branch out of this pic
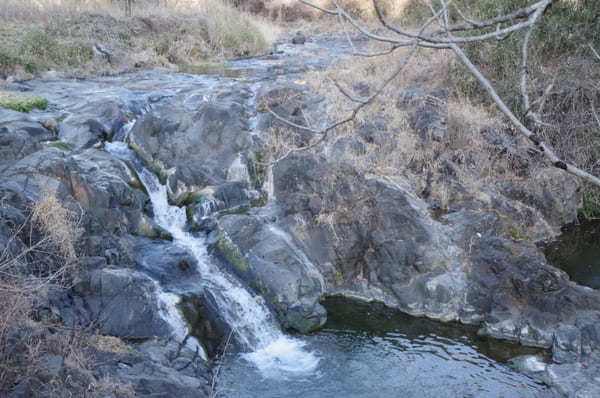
[267,0,600,187]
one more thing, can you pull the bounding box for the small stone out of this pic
[292,32,306,45]
[42,119,58,133]
[40,70,58,80]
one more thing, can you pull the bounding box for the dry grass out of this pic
[0,0,279,78]
[32,191,83,260]
[0,190,82,392]
[87,334,133,355]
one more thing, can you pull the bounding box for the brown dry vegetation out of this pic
[265,0,599,216]
[0,191,125,395]
[0,0,279,79]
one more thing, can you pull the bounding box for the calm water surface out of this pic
[217,298,552,398]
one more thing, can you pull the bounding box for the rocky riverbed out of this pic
[1,34,600,397]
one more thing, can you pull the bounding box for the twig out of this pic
[210,329,235,398]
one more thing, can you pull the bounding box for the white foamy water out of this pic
[156,287,207,360]
[136,167,320,377]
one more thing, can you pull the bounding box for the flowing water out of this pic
[38,34,557,395]
[106,139,320,375]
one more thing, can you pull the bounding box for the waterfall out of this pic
[107,138,319,377]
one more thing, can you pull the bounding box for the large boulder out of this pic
[0,147,148,238]
[75,268,172,339]
[0,108,53,170]
[127,99,254,204]
[214,214,327,332]
[58,98,132,149]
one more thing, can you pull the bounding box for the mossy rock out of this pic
[136,214,173,240]
[214,228,249,273]
[0,91,47,113]
[45,141,72,151]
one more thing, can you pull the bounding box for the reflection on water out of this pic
[216,297,551,398]
[542,220,600,289]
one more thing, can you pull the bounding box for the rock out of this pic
[81,268,172,339]
[42,118,58,133]
[0,108,54,168]
[545,360,600,398]
[553,325,582,363]
[190,216,218,234]
[129,236,199,286]
[127,100,253,202]
[7,377,43,398]
[397,88,447,141]
[292,32,306,45]
[59,99,130,149]
[37,353,63,382]
[576,315,600,355]
[215,215,327,332]
[93,339,211,398]
[135,214,173,240]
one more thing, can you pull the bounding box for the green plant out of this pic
[580,187,600,220]
[508,224,530,242]
[0,92,47,112]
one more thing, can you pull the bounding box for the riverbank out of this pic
[0,0,279,80]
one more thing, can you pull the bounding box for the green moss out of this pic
[136,214,173,240]
[179,63,255,78]
[250,193,268,208]
[215,230,249,273]
[249,277,268,295]
[46,141,72,151]
[580,188,600,221]
[334,267,344,286]
[0,92,47,113]
[508,224,530,242]
[217,205,251,219]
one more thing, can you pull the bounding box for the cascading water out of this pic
[106,129,319,378]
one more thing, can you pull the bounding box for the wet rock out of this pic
[292,32,306,45]
[190,216,218,234]
[37,353,63,382]
[130,236,199,286]
[180,293,228,356]
[59,99,129,149]
[81,268,172,339]
[0,108,54,168]
[128,101,250,189]
[215,214,327,332]
[576,315,600,355]
[553,325,582,364]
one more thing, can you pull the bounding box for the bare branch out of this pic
[589,43,600,62]
[591,97,600,130]
[451,42,600,186]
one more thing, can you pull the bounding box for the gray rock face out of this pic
[79,268,172,339]
[0,108,53,170]
[127,100,253,202]
[216,214,327,332]
[59,99,131,149]
[553,325,583,363]
[95,340,211,398]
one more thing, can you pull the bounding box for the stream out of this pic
[9,35,563,396]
